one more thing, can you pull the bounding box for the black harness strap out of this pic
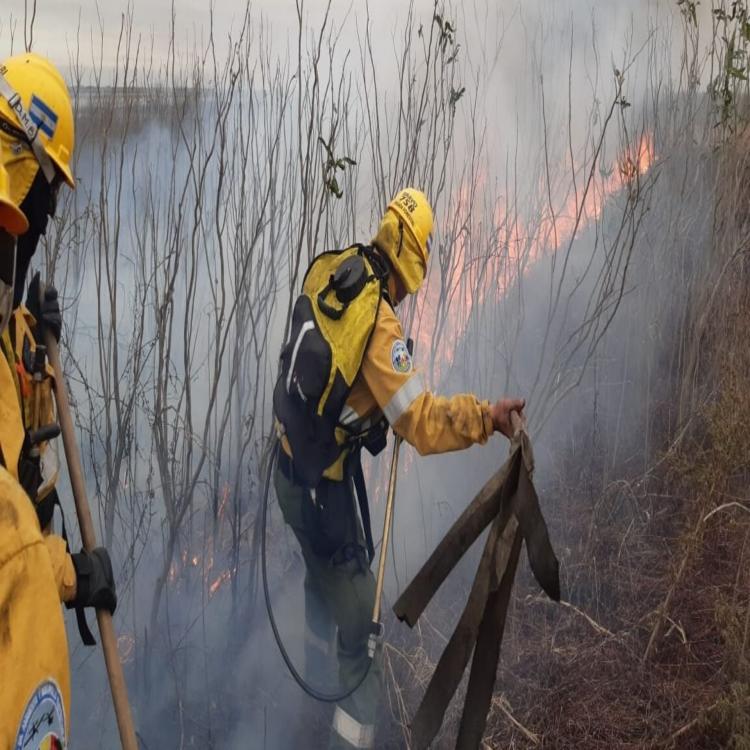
[73,587,97,644]
[75,602,97,646]
[349,449,375,564]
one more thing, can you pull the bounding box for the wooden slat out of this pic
[396,416,561,749]
[393,447,522,627]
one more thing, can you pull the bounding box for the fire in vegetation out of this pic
[165,483,235,598]
[414,132,656,384]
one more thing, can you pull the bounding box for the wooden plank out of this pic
[393,447,522,627]
[514,457,560,602]
[456,523,523,749]
[398,417,561,748]
[409,511,507,750]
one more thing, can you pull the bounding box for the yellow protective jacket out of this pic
[0,354,70,749]
[280,271,494,479]
[347,300,494,454]
[1,305,76,602]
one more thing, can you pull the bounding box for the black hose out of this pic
[261,438,373,702]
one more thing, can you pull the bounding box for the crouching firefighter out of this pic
[272,186,525,749]
[0,52,116,749]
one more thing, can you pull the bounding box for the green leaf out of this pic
[333,155,357,171]
[326,175,343,198]
[726,33,736,68]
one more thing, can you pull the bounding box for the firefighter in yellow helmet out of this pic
[0,52,116,749]
[273,187,524,749]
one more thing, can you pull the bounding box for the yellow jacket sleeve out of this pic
[0,466,71,749]
[42,533,77,604]
[359,303,495,455]
[393,391,494,455]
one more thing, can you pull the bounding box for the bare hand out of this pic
[490,398,526,439]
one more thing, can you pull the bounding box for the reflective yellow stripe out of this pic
[383,373,424,425]
[332,706,374,748]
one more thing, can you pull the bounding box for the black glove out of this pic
[26,271,62,342]
[67,547,117,614]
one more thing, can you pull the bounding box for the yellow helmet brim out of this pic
[0,164,28,235]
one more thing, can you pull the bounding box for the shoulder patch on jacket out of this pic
[390,339,412,373]
[15,678,66,750]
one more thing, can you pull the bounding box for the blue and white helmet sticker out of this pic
[29,95,58,139]
[391,339,412,374]
[14,679,66,750]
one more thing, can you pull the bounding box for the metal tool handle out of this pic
[369,433,402,655]
[44,328,139,750]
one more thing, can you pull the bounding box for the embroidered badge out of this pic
[391,339,412,373]
[14,679,66,750]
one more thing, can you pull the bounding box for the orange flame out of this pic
[166,481,237,598]
[414,132,655,385]
[209,569,232,597]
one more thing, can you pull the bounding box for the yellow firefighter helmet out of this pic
[0,52,75,190]
[373,187,434,294]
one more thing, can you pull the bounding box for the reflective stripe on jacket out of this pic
[347,301,494,455]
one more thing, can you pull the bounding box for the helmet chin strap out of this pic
[0,67,57,184]
[396,220,404,257]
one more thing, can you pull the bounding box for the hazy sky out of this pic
[1,0,695,150]
[2,0,690,71]
[2,0,444,68]
[1,0,697,232]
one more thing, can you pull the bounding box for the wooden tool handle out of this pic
[372,435,402,626]
[45,330,139,750]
